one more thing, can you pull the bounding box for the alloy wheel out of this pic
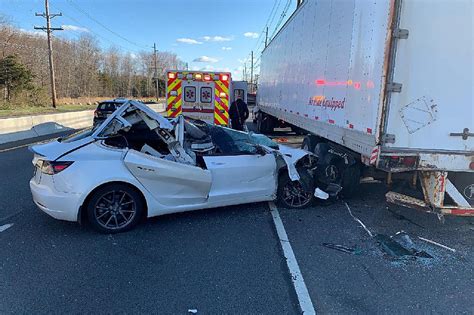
[94,190,137,230]
[282,181,313,208]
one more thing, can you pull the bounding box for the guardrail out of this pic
[0,103,166,145]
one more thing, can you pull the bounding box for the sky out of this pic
[0,0,296,80]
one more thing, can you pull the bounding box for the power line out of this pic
[59,10,140,53]
[66,0,148,50]
[270,0,292,39]
[251,0,282,56]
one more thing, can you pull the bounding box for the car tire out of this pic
[341,164,361,198]
[86,183,144,233]
[277,170,314,209]
[257,112,275,134]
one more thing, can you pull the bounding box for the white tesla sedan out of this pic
[30,100,336,233]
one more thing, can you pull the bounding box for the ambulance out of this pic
[166,70,247,126]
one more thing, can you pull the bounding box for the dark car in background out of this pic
[93,99,128,126]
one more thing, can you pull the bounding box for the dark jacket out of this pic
[229,99,249,125]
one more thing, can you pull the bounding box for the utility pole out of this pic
[265,27,269,48]
[250,51,254,93]
[35,0,62,109]
[243,64,247,82]
[153,43,159,100]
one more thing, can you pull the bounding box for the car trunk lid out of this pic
[29,136,93,162]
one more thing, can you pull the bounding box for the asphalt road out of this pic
[1,129,474,313]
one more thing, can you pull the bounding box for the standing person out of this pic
[229,98,249,131]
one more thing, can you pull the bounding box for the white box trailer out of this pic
[256,0,474,216]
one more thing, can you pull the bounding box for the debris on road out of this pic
[188,309,198,314]
[314,188,329,200]
[344,202,374,237]
[0,223,13,232]
[418,236,456,253]
[392,231,415,248]
[376,234,434,259]
[322,243,362,255]
[375,234,414,257]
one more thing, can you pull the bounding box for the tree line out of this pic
[0,17,186,106]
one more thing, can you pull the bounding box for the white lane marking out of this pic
[268,202,316,315]
[0,223,14,232]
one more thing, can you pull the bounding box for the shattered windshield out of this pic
[207,125,278,154]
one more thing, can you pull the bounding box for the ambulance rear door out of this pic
[182,80,215,124]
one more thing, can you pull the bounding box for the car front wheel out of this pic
[277,171,314,208]
[87,183,144,233]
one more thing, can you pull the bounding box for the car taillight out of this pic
[40,160,74,175]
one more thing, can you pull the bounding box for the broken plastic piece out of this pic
[314,188,329,200]
[375,234,413,257]
[392,231,415,249]
[344,202,374,237]
[322,243,361,255]
[418,236,456,253]
[413,250,433,258]
[188,309,198,314]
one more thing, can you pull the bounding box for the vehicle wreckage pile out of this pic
[30,100,341,233]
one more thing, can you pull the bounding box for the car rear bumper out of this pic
[30,178,81,222]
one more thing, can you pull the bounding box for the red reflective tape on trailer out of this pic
[367,128,373,134]
[328,119,335,124]
[370,146,379,165]
[349,124,354,129]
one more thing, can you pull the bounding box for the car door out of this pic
[203,153,277,203]
[124,149,212,207]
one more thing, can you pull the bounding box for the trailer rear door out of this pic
[384,0,473,152]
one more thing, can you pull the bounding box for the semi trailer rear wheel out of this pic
[314,142,361,198]
[257,112,274,134]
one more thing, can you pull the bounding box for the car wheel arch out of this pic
[78,181,148,224]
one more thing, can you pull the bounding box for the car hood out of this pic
[275,144,311,164]
[29,136,93,161]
